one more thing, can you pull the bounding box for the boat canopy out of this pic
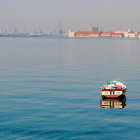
[104,80,126,89]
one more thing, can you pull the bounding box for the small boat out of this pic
[101,80,127,98]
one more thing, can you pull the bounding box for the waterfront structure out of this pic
[128,32,136,38]
[67,24,140,38]
[137,32,140,38]
[75,31,101,38]
[88,27,93,32]
[124,32,136,38]
[88,24,99,32]
[101,32,112,38]
[68,30,75,37]
[123,29,136,38]
[0,24,140,39]
[112,32,124,38]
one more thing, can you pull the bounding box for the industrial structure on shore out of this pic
[1,24,140,38]
[68,24,140,38]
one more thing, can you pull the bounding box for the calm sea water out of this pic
[0,37,140,140]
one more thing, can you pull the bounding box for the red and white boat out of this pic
[101,80,126,98]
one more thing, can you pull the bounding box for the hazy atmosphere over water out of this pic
[0,38,140,139]
[0,0,140,139]
[1,0,140,31]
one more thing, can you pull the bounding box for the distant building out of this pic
[88,27,93,32]
[137,32,140,38]
[112,32,124,38]
[68,30,75,37]
[67,25,139,38]
[75,31,101,38]
[114,30,126,33]
[122,29,136,38]
[124,32,129,38]
[128,32,136,38]
[93,24,99,31]
[88,24,99,32]
[124,32,136,38]
[101,32,112,38]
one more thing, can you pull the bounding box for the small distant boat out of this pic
[101,80,127,98]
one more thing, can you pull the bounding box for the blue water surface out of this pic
[0,38,140,140]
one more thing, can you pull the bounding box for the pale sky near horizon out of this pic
[0,0,140,32]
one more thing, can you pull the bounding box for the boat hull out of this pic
[101,89,126,98]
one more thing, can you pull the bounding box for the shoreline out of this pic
[0,35,140,40]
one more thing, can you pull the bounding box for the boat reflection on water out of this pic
[100,95,126,109]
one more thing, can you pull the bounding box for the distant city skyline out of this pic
[0,0,140,32]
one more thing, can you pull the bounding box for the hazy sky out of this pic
[0,0,140,32]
